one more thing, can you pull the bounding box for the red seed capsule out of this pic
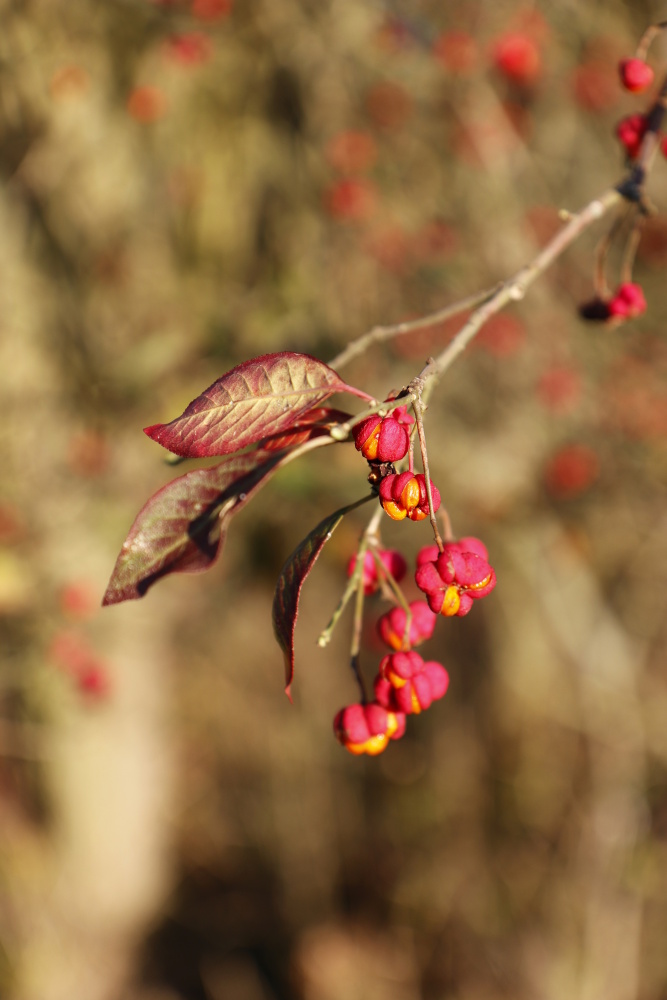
[333,702,405,755]
[354,406,414,463]
[618,58,654,94]
[415,538,496,618]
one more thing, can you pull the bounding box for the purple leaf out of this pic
[144,352,361,458]
[103,441,331,606]
[272,497,371,700]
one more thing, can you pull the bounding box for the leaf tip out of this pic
[281,650,294,701]
[143,423,164,440]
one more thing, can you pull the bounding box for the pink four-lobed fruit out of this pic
[378,472,441,522]
[354,405,414,463]
[333,702,406,756]
[377,600,436,650]
[415,537,496,617]
[346,548,407,595]
[374,650,449,714]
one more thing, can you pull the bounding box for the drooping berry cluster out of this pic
[615,47,667,168]
[334,598,447,755]
[336,403,497,757]
[579,43,661,328]
[354,402,442,523]
[334,536,496,756]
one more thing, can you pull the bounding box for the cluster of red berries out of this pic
[334,538,495,756]
[608,282,647,319]
[354,405,441,522]
[580,281,647,324]
[615,55,667,163]
[335,405,498,757]
[616,113,649,160]
[332,649,450,757]
[334,638,447,757]
[585,50,662,325]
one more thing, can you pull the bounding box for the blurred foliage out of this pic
[1,0,667,998]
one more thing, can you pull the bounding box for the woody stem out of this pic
[410,384,444,553]
[317,500,380,649]
[350,569,368,702]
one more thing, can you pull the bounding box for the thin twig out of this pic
[440,507,454,543]
[594,208,630,299]
[410,385,444,553]
[349,653,368,703]
[417,187,622,399]
[330,75,667,382]
[329,286,499,371]
[620,216,646,285]
[368,547,413,649]
[317,504,382,648]
[350,567,368,702]
[637,20,667,61]
[327,396,410,442]
[617,72,667,204]
[371,547,411,613]
[326,188,623,443]
[370,545,398,604]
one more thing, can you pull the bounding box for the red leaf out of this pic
[272,497,371,699]
[144,353,360,458]
[103,440,332,605]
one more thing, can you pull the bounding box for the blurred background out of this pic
[2,0,667,997]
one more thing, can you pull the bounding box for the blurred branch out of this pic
[331,70,667,411]
[416,187,622,397]
[328,184,622,448]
